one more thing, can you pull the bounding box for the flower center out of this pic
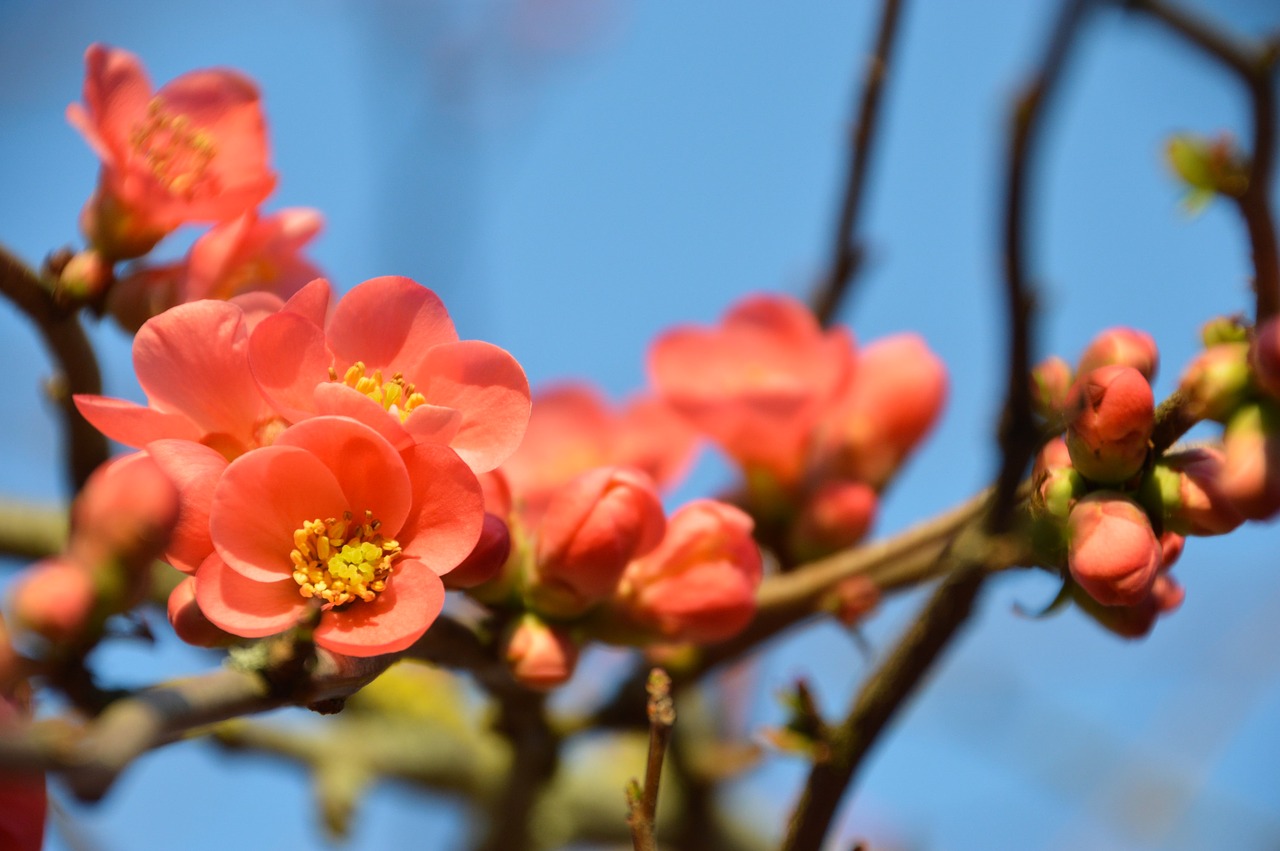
[130,98,217,199]
[330,361,427,422]
[290,510,401,607]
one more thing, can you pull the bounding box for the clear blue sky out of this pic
[1,1,1278,848]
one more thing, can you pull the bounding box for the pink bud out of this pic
[530,467,666,616]
[818,333,947,489]
[1158,447,1244,536]
[1031,356,1073,418]
[830,574,880,627]
[443,513,511,590]
[1077,327,1159,381]
[10,558,97,644]
[1179,342,1251,422]
[1159,531,1185,571]
[504,616,579,691]
[1219,401,1280,520]
[167,577,235,648]
[1068,493,1161,608]
[618,500,763,643]
[1032,437,1085,521]
[55,249,112,304]
[1065,365,1154,484]
[1251,316,1280,399]
[789,479,877,561]
[71,453,180,575]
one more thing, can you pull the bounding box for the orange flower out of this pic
[68,44,276,259]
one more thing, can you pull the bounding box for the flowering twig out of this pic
[0,243,108,491]
[1122,0,1279,321]
[811,0,909,325]
[626,668,677,851]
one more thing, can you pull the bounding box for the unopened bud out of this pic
[789,479,877,561]
[1201,315,1249,348]
[443,513,511,590]
[1078,327,1159,382]
[1143,447,1243,536]
[1250,316,1280,400]
[1031,356,1073,419]
[1065,365,1154,485]
[504,615,579,691]
[53,249,112,306]
[1067,492,1161,608]
[10,558,97,645]
[1179,342,1251,423]
[1219,400,1280,520]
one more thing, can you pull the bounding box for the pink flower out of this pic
[615,500,763,643]
[192,416,483,656]
[10,557,97,644]
[649,294,854,485]
[75,285,328,461]
[1067,493,1161,607]
[500,384,696,519]
[1219,400,1280,520]
[68,44,276,259]
[788,478,877,561]
[1077,326,1159,381]
[107,209,324,330]
[1065,365,1154,485]
[529,467,666,617]
[167,577,235,648]
[813,333,947,489]
[504,615,580,691]
[248,276,530,473]
[1151,447,1244,536]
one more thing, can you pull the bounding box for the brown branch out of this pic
[1122,0,1279,321]
[0,244,108,491]
[627,669,676,851]
[0,498,67,561]
[992,0,1093,531]
[810,0,909,325]
[780,557,989,851]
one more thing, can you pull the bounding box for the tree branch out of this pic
[811,0,909,325]
[626,669,676,851]
[0,244,108,491]
[1122,0,1280,321]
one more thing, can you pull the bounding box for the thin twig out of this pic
[811,0,909,325]
[992,0,1093,531]
[780,557,989,851]
[1122,0,1279,321]
[627,668,677,851]
[0,244,108,491]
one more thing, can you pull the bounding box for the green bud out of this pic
[1201,315,1249,348]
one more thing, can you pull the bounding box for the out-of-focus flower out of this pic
[1065,365,1154,485]
[70,452,179,581]
[649,294,854,486]
[1179,342,1252,422]
[0,693,45,851]
[500,384,696,519]
[9,557,97,644]
[68,44,275,259]
[614,500,763,643]
[1031,356,1072,419]
[249,276,529,473]
[1077,326,1159,381]
[1143,447,1244,536]
[192,416,483,656]
[504,614,580,690]
[813,333,947,490]
[788,478,877,562]
[1067,492,1161,608]
[1219,400,1280,520]
[108,209,324,331]
[528,466,666,617]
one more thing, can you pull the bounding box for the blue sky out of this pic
[1,0,1278,848]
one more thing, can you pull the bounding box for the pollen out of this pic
[331,361,427,422]
[130,98,217,199]
[289,510,401,607]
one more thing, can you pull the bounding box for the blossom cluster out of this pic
[1029,321,1280,638]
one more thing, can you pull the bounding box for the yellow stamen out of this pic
[288,510,400,608]
[335,361,427,422]
[130,98,218,199]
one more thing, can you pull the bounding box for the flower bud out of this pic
[53,249,112,306]
[1067,493,1161,608]
[1201,315,1249,348]
[616,500,763,643]
[1143,447,1243,536]
[828,574,879,628]
[1032,438,1086,521]
[1065,365,1154,484]
[10,558,97,644]
[1250,316,1280,400]
[788,479,877,561]
[1078,327,1159,382]
[504,615,579,691]
[1158,531,1185,571]
[818,334,947,489]
[1179,342,1251,422]
[167,577,236,648]
[443,513,511,590]
[1219,400,1280,520]
[1031,356,1073,419]
[530,467,666,617]
[71,453,180,576]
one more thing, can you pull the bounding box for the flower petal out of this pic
[248,309,332,421]
[194,553,309,638]
[74,395,202,448]
[312,558,444,656]
[281,277,331,326]
[418,340,531,473]
[211,445,347,582]
[312,383,413,450]
[145,439,229,573]
[326,276,458,373]
[67,44,152,164]
[274,416,412,535]
[398,443,484,574]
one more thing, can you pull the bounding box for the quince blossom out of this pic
[69,44,275,259]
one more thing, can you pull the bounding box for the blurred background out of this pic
[1,0,1278,848]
